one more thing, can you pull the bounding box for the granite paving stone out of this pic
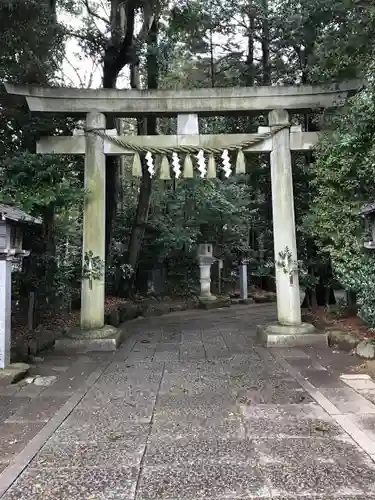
[13,383,47,398]
[344,413,375,441]
[1,466,138,500]
[179,344,206,361]
[145,436,258,466]
[253,435,372,465]
[0,397,30,423]
[53,406,153,442]
[320,387,375,414]
[154,392,239,418]
[32,431,148,468]
[0,422,46,462]
[299,369,348,388]
[136,463,269,500]
[151,414,245,440]
[6,396,69,423]
[240,403,346,437]
[0,386,21,397]
[152,351,179,363]
[358,388,375,404]
[0,465,8,474]
[263,461,375,497]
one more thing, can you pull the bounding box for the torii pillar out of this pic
[257,109,320,347]
[81,111,106,330]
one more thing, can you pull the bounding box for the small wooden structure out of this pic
[360,202,375,250]
[0,204,41,369]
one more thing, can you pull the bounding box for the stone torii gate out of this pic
[5,81,359,347]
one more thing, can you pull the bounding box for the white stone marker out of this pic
[81,111,106,330]
[269,109,301,326]
[239,260,248,301]
[0,257,11,369]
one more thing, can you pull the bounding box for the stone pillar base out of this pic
[0,363,30,386]
[199,294,217,302]
[257,323,327,348]
[54,325,123,354]
[198,296,231,310]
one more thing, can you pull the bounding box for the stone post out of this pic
[0,257,11,369]
[197,244,216,301]
[81,111,106,330]
[269,109,301,326]
[239,260,248,301]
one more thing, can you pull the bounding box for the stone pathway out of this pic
[1,304,375,498]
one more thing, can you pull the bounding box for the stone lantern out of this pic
[197,243,216,302]
[0,204,41,371]
[360,203,375,250]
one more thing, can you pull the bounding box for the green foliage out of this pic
[307,84,375,325]
[0,0,64,82]
[0,153,83,214]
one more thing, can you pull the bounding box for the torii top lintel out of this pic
[4,81,361,117]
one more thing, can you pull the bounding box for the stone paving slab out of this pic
[137,463,268,500]
[262,462,375,497]
[359,388,375,404]
[0,422,46,463]
[32,431,148,468]
[320,386,375,414]
[6,396,69,423]
[2,304,375,499]
[0,397,30,423]
[1,466,138,500]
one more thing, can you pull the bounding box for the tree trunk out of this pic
[102,0,137,256]
[261,0,271,85]
[126,18,159,292]
[246,2,255,86]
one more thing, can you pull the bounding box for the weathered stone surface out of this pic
[7,396,68,423]
[198,297,231,310]
[257,323,327,347]
[137,463,267,500]
[7,81,361,116]
[240,403,345,438]
[33,375,57,387]
[251,292,277,303]
[141,302,171,317]
[1,466,138,500]
[239,298,254,305]
[108,309,120,327]
[320,387,375,414]
[33,428,148,468]
[0,422,45,461]
[54,325,121,353]
[358,388,375,404]
[327,329,360,351]
[356,340,375,360]
[27,329,57,356]
[340,374,375,391]
[118,303,140,321]
[0,363,30,386]
[0,397,30,423]
[262,462,375,497]
[169,301,189,312]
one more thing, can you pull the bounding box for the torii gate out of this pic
[5,81,360,347]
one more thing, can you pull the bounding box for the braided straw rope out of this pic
[84,124,289,155]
